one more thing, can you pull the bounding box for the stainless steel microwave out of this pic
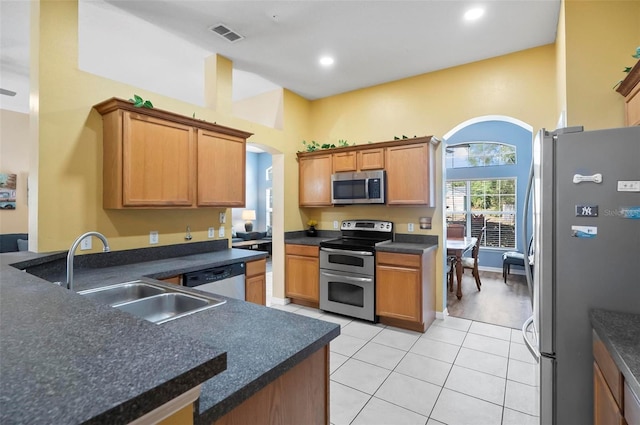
[331,170,385,204]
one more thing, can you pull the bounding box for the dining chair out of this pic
[461,226,486,291]
[446,224,465,292]
[502,236,533,283]
[446,224,465,239]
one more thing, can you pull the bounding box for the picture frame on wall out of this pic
[0,173,17,210]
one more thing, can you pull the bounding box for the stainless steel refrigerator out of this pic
[522,126,640,425]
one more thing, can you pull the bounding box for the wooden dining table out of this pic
[446,237,477,300]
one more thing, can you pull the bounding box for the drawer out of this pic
[626,381,640,425]
[377,251,421,268]
[593,330,624,408]
[246,259,266,277]
[285,244,319,257]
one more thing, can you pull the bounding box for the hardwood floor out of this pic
[446,270,532,329]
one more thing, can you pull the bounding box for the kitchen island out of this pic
[0,245,339,424]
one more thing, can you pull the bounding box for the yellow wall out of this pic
[34,0,312,255]
[564,0,640,129]
[556,1,568,126]
[0,110,30,233]
[32,0,633,312]
[306,45,557,312]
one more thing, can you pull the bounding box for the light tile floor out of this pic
[269,294,540,425]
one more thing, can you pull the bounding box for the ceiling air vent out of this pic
[209,23,244,43]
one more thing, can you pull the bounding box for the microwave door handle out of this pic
[365,178,369,199]
[320,247,374,256]
[321,271,373,283]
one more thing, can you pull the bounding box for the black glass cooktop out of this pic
[320,237,389,252]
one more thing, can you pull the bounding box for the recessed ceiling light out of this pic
[319,56,335,67]
[464,7,484,21]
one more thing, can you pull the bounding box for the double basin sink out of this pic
[79,280,226,324]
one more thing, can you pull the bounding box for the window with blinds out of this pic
[446,179,516,249]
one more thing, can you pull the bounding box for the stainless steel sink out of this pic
[115,293,217,324]
[79,282,167,305]
[78,280,226,324]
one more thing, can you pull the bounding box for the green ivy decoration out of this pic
[613,46,640,89]
[129,94,153,108]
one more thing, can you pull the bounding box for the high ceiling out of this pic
[1,0,561,112]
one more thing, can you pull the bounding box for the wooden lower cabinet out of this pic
[245,259,266,306]
[130,386,200,425]
[159,275,182,285]
[375,249,436,332]
[594,362,625,425]
[593,329,640,425]
[213,345,329,425]
[285,244,319,307]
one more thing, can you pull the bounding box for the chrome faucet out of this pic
[66,231,110,291]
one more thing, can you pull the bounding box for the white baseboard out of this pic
[269,296,290,306]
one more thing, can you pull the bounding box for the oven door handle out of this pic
[320,271,373,283]
[320,247,373,256]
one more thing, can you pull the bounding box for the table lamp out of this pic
[242,210,256,232]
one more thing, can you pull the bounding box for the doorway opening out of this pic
[442,115,533,329]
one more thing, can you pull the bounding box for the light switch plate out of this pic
[80,238,92,250]
[219,212,226,223]
[208,227,215,238]
[218,227,225,238]
[149,231,159,244]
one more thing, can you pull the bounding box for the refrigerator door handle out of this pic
[522,315,541,362]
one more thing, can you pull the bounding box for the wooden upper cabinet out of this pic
[617,60,640,126]
[94,98,252,209]
[297,136,437,207]
[121,112,196,207]
[358,148,384,170]
[386,142,435,206]
[332,148,384,172]
[298,154,333,207]
[332,151,357,172]
[197,130,245,207]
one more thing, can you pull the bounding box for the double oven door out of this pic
[319,247,375,322]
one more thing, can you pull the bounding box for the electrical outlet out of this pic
[218,227,225,238]
[333,221,339,229]
[80,237,92,250]
[408,223,414,232]
[149,231,159,244]
[219,212,226,224]
[208,227,215,238]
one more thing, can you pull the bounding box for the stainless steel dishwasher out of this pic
[183,262,246,301]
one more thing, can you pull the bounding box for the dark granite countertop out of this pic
[590,309,640,397]
[1,245,339,424]
[376,240,438,255]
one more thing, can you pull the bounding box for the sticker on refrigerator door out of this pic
[571,225,597,238]
[575,205,598,217]
[619,206,640,219]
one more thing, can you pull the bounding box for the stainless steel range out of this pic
[319,220,394,322]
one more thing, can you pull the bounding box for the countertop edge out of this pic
[590,309,640,398]
[197,325,340,424]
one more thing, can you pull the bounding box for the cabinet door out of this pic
[285,247,319,302]
[333,152,357,172]
[375,264,421,322]
[246,274,266,306]
[159,276,181,285]
[197,129,246,206]
[594,362,625,425]
[299,154,332,206]
[385,143,433,206]
[358,148,384,170]
[122,112,196,207]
